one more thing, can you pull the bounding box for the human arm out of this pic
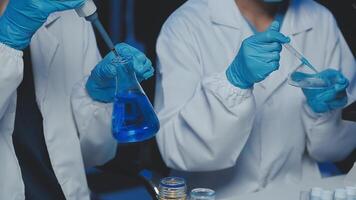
[226,21,290,88]
[303,17,356,162]
[0,44,23,120]
[0,0,85,50]
[0,0,84,119]
[154,18,257,172]
[71,41,154,167]
[69,18,117,168]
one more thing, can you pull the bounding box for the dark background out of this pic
[88,0,356,197]
[93,0,356,101]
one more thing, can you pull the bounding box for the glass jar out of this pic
[158,177,187,200]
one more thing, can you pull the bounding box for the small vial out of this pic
[300,191,310,200]
[158,177,187,200]
[335,188,347,200]
[310,187,323,200]
[321,190,333,200]
[190,188,216,200]
[346,186,356,200]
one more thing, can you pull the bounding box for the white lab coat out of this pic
[0,11,116,200]
[154,0,356,199]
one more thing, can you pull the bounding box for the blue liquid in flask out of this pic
[112,90,160,143]
[110,52,160,143]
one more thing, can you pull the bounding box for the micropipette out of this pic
[283,43,318,73]
[75,0,119,57]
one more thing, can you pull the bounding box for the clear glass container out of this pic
[190,188,216,200]
[288,64,332,89]
[111,55,160,143]
[158,177,187,200]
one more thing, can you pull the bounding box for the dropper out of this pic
[86,13,120,57]
[75,0,120,57]
[75,0,129,96]
[283,43,318,73]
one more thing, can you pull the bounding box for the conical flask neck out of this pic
[114,56,143,95]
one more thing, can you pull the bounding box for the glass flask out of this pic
[190,188,216,200]
[288,64,332,89]
[111,55,160,143]
[158,177,187,200]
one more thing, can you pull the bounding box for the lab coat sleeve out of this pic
[0,43,23,120]
[155,18,256,172]
[303,15,356,162]
[71,22,117,168]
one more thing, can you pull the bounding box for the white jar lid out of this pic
[321,190,333,200]
[346,186,356,196]
[311,187,323,197]
[75,0,97,17]
[334,188,347,198]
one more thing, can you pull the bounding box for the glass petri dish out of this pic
[287,63,337,89]
[288,71,331,89]
[190,188,216,200]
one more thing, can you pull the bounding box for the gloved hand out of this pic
[226,21,290,89]
[86,43,154,103]
[0,0,85,50]
[302,69,349,113]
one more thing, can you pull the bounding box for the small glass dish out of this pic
[288,64,332,89]
[190,188,216,200]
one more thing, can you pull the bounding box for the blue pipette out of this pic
[283,43,318,73]
[76,0,119,57]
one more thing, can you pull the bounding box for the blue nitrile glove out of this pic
[226,21,290,89]
[0,0,85,50]
[302,69,349,113]
[86,43,154,103]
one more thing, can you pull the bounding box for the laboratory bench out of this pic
[228,176,345,200]
[227,164,356,200]
[225,163,356,200]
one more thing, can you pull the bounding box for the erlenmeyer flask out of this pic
[288,63,331,89]
[111,55,160,143]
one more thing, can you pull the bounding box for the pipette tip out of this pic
[301,58,318,73]
[112,49,120,58]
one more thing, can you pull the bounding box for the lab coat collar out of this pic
[31,13,60,69]
[44,12,61,27]
[282,0,314,35]
[208,0,243,30]
[208,0,314,35]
